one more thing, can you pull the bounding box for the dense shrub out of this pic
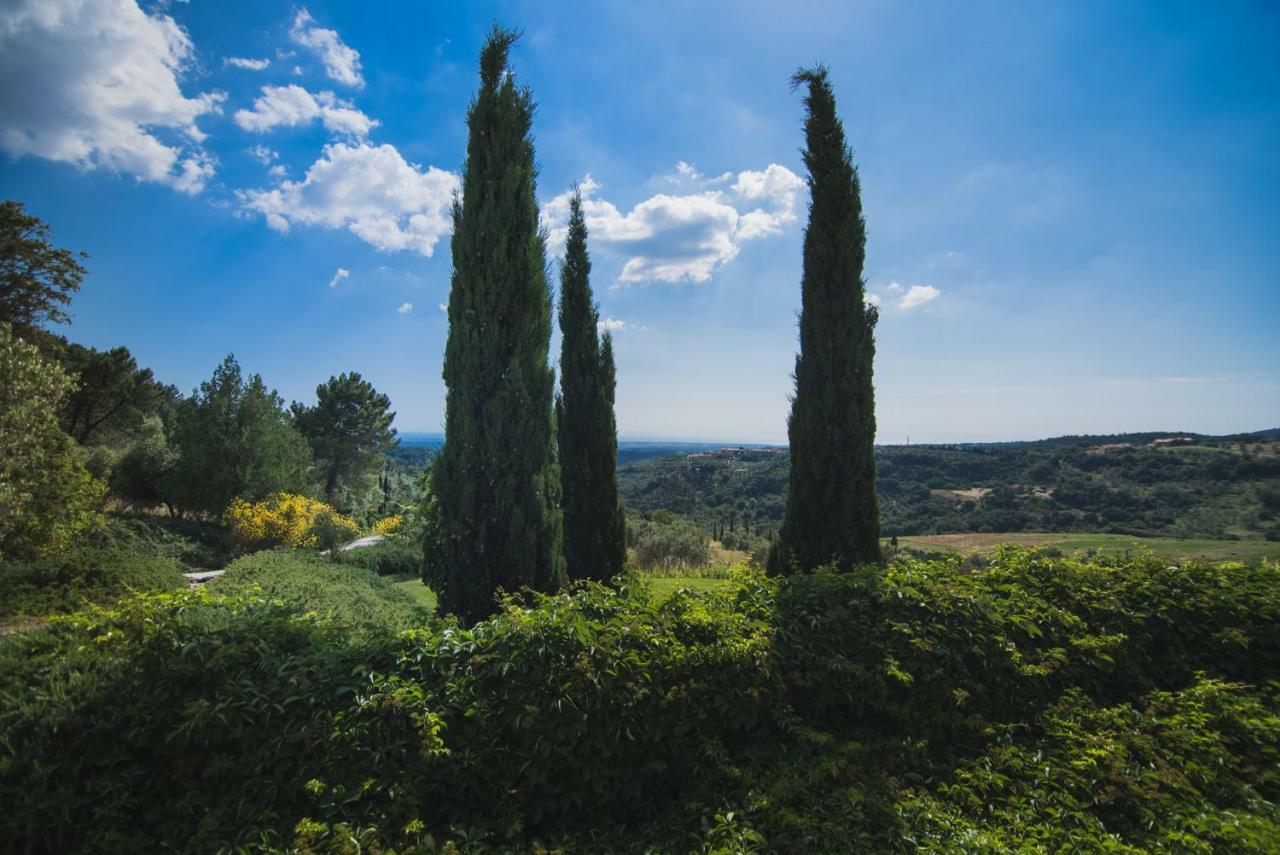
[90,513,233,570]
[225,492,360,553]
[212,548,429,632]
[0,546,184,621]
[1,550,1277,852]
[333,537,421,577]
[370,514,404,536]
[631,517,710,568]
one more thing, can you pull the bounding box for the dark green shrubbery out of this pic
[1,550,1277,852]
[332,537,422,577]
[0,545,184,622]
[214,548,430,632]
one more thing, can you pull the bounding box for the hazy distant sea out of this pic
[397,431,781,465]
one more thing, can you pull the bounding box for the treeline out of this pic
[0,202,402,561]
[618,438,1280,541]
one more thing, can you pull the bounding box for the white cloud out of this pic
[239,142,458,255]
[438,303,447,313]
[328,267,349,288]
[397,302,413,314]
[885,281,903,292]
[225,56,269,71]
[541,162,804,283]
[866,293,881,306]
[268,164,286,177]
[290,8,363,88]
[598,317,626,332]
[234,84,376,137]
[248,144,277,164]
[0,0,224,194]
[898,284,940,310]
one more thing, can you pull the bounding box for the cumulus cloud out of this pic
[865,293,881,307]
[290,8,363,88]
[225,56,269,71]
[397,302,413,314]
[239,142,458,255]
[542,163,804,283]
[0,0,224,194]
[328,267,349,288]
[598,317,626,332]
[898,284,940,310]
[234,84,376,137]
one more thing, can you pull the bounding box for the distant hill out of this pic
[617,433,1280,542]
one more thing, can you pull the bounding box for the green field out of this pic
[896,531,1280,561]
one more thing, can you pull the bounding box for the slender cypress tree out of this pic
[769,65,881,575]
[556,192,627,581]
[430,27,565,622]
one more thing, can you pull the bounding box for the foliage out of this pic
[54,340,174,446]
[432,28,565,624]
[0,199,86,332]
[0,323,104,561]
[167,355,314,516]
[211,548,431,631]
[771,65,881,575]
[0,550,1277,851]
[109,414,176,510]
[89,513,233,570]
[0,545,185,620]
[557,190,627,582]
[225,492,359,553]
[292,372,399,513]
[371,514,404,536]
[630,515,711,569]
[333,537,421,577]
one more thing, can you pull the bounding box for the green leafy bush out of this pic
[333,537,421,577]
[1,550,1277,852]
[0,545,184,621]
[212,548,430,632]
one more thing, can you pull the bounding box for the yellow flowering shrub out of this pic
[225,493,359,552]
[370,515,404,537]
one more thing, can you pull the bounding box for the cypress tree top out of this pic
[430,26,565,623]
[770,65,881,574]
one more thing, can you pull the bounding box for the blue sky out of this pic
[1,0,1277,443]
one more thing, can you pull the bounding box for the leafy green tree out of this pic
[0,200,87,333]
[167,355,313,517]
[292,372,399,512]
[110,414,176,513]
[0,324,104,560]
[430,28,565,623]
[769,66,881,575]
[556,192,626,582]
[55,342,173,446]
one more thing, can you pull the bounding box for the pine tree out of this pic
[769,65,881,575]
[430,27,565,623]
[557,192,627,582]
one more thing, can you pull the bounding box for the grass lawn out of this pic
[390,574,438,611]
[895,532,1280,561]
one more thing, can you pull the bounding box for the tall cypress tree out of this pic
[769,65,881,575]
[430,27,564,622]
[556,192,627,581]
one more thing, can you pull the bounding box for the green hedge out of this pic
[0,545,185,621]
[1,551,1277,852]
[211,548,431,632]
[332,537,422,577]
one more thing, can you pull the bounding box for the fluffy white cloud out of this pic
[234,85,376,137]
[328,267,349,288]
[225,56,269,71]
[239,142,458,255]
[397,302,413,314]
[898,284,940,310]
[865,293,881,306]
[290,9,363,88]
[542,163,804,283]
[0,0,223,194]
[598,317,626,332]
